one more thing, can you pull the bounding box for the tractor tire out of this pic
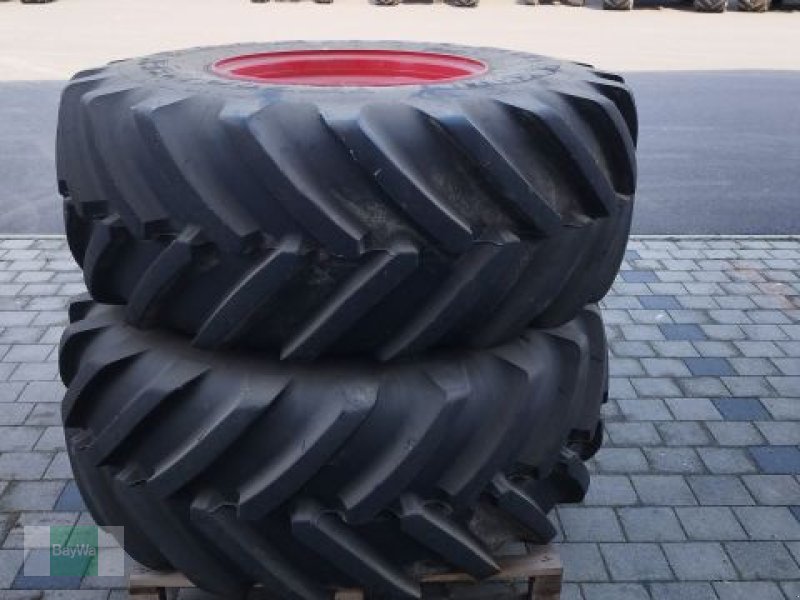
[562,0,586,7]
[603,0,633,9]
[737,0,768,10]
[445,0,479,6]
[694,0,726,10]
[62,297,607,599]
[57,41,636,362]
[372,0,401,5]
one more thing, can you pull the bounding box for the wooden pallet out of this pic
[129,543,562,599]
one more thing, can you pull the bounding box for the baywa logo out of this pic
[24,525,126,578]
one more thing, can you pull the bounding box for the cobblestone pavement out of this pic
[0,236,798,600]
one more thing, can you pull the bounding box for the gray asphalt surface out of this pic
[1,71,798,235]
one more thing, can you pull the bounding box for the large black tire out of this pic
[61,297,606,599]
[57,41,636,362]
[737,0,768,10]
[603,0,633,9]
[694,0,727,10]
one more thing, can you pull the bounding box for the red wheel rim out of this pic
[211,49,488,86]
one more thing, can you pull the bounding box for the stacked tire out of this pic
[57,42,637,599]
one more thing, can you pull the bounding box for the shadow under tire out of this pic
[61,297,607,599]
[58,41,636,362]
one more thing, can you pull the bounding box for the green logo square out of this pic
[50,525,98,577]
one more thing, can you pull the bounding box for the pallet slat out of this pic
[129,544,562,599]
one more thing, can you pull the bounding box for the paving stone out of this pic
[580,583,648,600]
[656,422,711,446]
[0,383,25,403]
[697,448,756,474]
[662,542,737,580]
[734,341,785,357]
[724,541,800,579]
[618,507,685,542]
[53,482,87,513]
[3,346,50,363]
[755,421,800,445]
[608,377,636,399]
[593,448,648,473]
[684,357,735,377]
[773,358,800,376]
[33,427,64,452]
[645,448,705,474]
[557,544,609,582]
[676,295,718,310]
[610,358,645,377]
[43,452,72,480]
[629,378,681,398]
[622,271,658,283]
[788,541,800,566]
[0,402,33,426]
[24,404,59,427]
[748,446,800,474]
[0,453,52,480]
[3,511,79,549]
[16,382,64,404]
[677,376,730,397]
[742,475,800,505]
[617,399,673,421]
[650,582,718,600]
[713,581,785,600]
[0,512,15,546]
[0,427,41,452]
[733,507,800,540]
[0,549,23,588]
[709,310,751,325]
[665,398,722,421]
[0,481,64,511]
[668,309,709,324]
[632,310,674,326]
[721,376,776,397]
[687,475,754,505]
[582,476,638,506]
[651,341,699,358]
[621,324,665,342]
[610,341,655,358]
[768,377,800,396]
[559,508,624,542]
[660,324,707,341]
[692,340,739,357]
[605,422,662,446]
[728,357,779,376]
[639,295,681,310]
[706,422,765,446]
[631,476,697,506]
[762,398,800,420]
[676,507,747,541]
[701,324,744,340]
[712,397,770,421]
[642,358,691,377]
[8,363,58,382]
[599,543,672,581]
[741,324,790,341]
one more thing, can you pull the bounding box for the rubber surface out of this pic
[57,41,636,361]
[737,0,768,10]
[603,0,634,10]
[61,298,607,599]
[694,0,727,10]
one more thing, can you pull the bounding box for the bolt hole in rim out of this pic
[211,49,489,86]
